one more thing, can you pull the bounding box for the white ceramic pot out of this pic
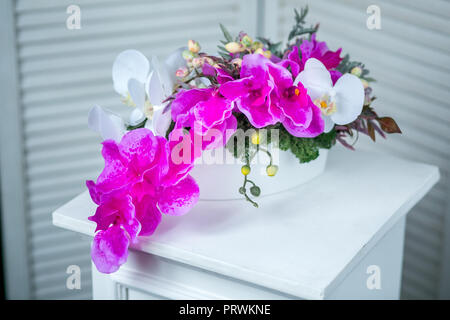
[190,147,328,200]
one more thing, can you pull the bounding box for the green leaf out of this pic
[287,6,317,42]
[219,23,233,42]
[256,37,283,57]
[363,77,377,82]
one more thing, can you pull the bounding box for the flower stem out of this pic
[242,176,259,208]
[239,149,259,208]
[258,146,273,166]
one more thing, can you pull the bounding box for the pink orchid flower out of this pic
[266,59,325,137]
[86,128,199,273]
[171,88,237,150]
[221,53,324,137]
[220,54,278,128]
[280,34,343,79]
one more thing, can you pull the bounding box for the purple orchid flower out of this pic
[220,53,324,137]
[171,88,237,150]
[267,60,325,137]
[280,34,343,79]
[86,128,199,273]
[219,54,279,128]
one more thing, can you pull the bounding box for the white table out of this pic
[53,148,439,300]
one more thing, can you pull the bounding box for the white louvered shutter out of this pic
[267,0,450,299]
[10,0,257,299]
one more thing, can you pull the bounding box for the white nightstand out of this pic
[53,149,439,299]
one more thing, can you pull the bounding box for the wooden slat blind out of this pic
[270,0,450,299]
[13,0,257,299]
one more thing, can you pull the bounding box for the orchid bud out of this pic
[254,48,264,55]
[182,49,194,61]
[204,57,214,66]
[175,67,188,78]
[188,39,200,53]
[252,41,263,50]
[192,57,204,68]
[241,35,253,47]
[238,31,247,40]
[251,131,260,145]
[255,48,271,59]
[351,66,362,77]
[250,185,261,197]
[197,82,207,89]
[241,165,251,176]
[225,42,243,54]
[231,58,242,67]
[266,165,278,177]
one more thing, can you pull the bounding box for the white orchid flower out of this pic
[144,50,183,136]
[111,48,186,136]
[88,105,125,142]
[112,50,149,110]
[295,58,364,132]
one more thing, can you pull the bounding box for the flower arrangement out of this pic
[86,7,400,273]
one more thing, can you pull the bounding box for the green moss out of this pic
[313,129,336,149]
[290,137,319,163]
[277,126,336,163]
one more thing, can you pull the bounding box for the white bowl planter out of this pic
[190,147,328,200]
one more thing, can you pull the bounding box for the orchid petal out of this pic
[295,58,332,101]
[198,77,212,87]
[150,55,174,98]
[171,88,214,123]
[88,105,125,142]
[127,78,146,110]
[323,115,335,133]
[135,196,162,236]
[149,104,172,137]
[91,225,130,274]
[94,141,133,194]
[164,47,187,81]
[158,175,199,216]
[193,96,233,130]
[282,102,324,138]
[129,108,145,126]
[145,71,165,106]
[112,50,149,96]
[88,192,135,232]
[331,73,364,125]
